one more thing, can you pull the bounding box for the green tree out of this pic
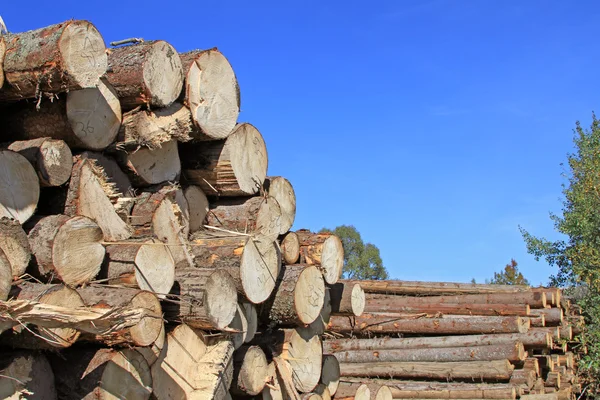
[521,113,600,394]
[487,259,530,285]
[320,225,388,280]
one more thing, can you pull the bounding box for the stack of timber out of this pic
[0,18,350,400]
[323,281,586,400]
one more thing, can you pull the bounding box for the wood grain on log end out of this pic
[232,345,269,396]
[8,138,73,187]
[281,231,300,265]
[266,176,296,234]
[0,217,31,278]
[0,150,40,223]
[184,185,209,233]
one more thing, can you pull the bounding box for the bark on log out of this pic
[329,282,365,316]
[346,279,531,296]
[327,314,529,335]
[281,231,300,265]
[0,149,39,223]
[381,382,517,399]
[521,396,559,400]
[322,354,340,396]
[524,358,541,376]
[180,49,240,140]
[180,122,268,196]
[530,308,563,326]
[50,347,152,400]
[0,217,31,278]
[533,288,561,307]
[184,185,209,233]
[364,292,546,308]
[531,327,561,341]
[260,264,325,327]
[76,286,163,347]
[114,139,181,186]
[530,315,545,327]
[231,345,269,396]
[190,234,280,304]
[151,324,235,400]
[0,351,56,400]
[333,342,525,363]
[7,138,72,186]
[106,40,183,109]
[0,20,107,101]
[28,215,105,285]
[339,359,514,380]
[363,298,530,316]
[265,176,296,234]
[206,196,283,242]
[0,79,121,150]
[103,239,175,297]
[296,230,344,285]
[65,156,132,241]
[164,268,237,330]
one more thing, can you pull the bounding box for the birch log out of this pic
[0,149,40,223]
[296,230,344,284]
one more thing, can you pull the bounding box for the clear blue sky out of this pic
[4,1,598,284]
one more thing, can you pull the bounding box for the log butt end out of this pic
[206,269,238,329]
[321,235,344,284]
[143,41,183,108]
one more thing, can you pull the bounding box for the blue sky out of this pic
[4,1,598,284]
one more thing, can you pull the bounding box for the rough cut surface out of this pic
[265,176,296,234]
[180,49,240,139]
[0,248,11,301]
[107,40,183,109]
[0,217,31,278]
[0,20,107,101]
[118,139,181,186]
[231,345,269,396]
[280,231,300,265]
[0,149,40,223]
[8,138,72,187]
[297,231,344,285]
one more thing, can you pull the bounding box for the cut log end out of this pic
[59,21,108,88]
[295,265,326,325]
[37,285,85,347]
[350,283,366,316]
[0,352,56,400]
[321,354,340,396]
[281,231,300,265]
[287,329,322,393]
[266,176,296,234]
[0,217,31,278]
[229,123,268,194]
[184,185,209,232]
[355,384,371,400]
[233,345,269,396]
[321,235,344,284]
[129,290,164,346]
[206,269,238,329]
[241,238,281,304]
[134,239,176,297]
[8,138,73,187]
[375,385,393,400]
[0,150,40,223]
[143,41,184,107]
[125,139,181,186]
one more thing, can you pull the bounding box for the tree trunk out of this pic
[260,264,325,327]
[180,123,268,196]
[103,239,175,297]
[76,285,163,347]
[327,314,529,335]
[164,267,237,330]
[151,324,235,400]
[329,282,365,316]
[296,230,344,285]
[206,196,283,242]
[180,49,240,140]
[321,354,340,396]
[533,288,561,307]
[364,292,546,308]
[106,40,183,109]
[0,20,107,101]
[231,345,269,396]
[113,139,181,187]
[281,231,300,265]
[333,342,525,363]
[363,300,531,316]
[65,156,133,241]
[0,217,31,278]
[49,347,152,400]
[0,149,40,223]
[0,351,56,400]
[530,308,563,326]
[7,138,72,186]
[345,279,531,296]
[339,359,514,380]
[190,234,281,304]
[184,185,209,233]
[265,176,296,234]
[28,215,105,285]
[0,79,121,150]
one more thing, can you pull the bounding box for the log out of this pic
[265,176,296,234]
[520,396,558,400]
[65,156,132,241]
[263,362,284,400]
[321,355,340,396]
[114,139,181,187]
[510,369,536,388]
[363,298,530,316]
[261,264,325,326]
[180,49,240,140]
[296,231,344,285]
[106,40,183,108]
[273,356,302,400]
[314,384,332,400]
[298,284,331,337]
[180,122,268,196]
[79,151,133,196]
[364,292,546,308]
[336,383,395,400]
[301,394,323,400]
[76,286,163,346]
[334,383,370,400]
[151,324,235,400]
[136,322,165,367]
[545,372,560,389]
[339,359,514,380]
[530,315,546,327]
[0,248,11,300]
[332,342,525,363]
[524,358,540,376]
[329,282,365,316]
[0,20,107,101]
[530,308,563,325]
[165,268,237,330]
[50,347,152,400]
[0,351,56,400]
[531,327,561,341]
[7,138,72,186]
[206,196,283,242]
[229,302,248,350]
[281,231,300,265]
[327,314,529,335]
[376,386,394,400]
[323,332,552,353]
[0,149,40,223]
[345,279,530,296]
[533,288,561,307]
[242,301,258,343]
[0,217,31,278]
[0,79,121,150]
[28,215,105,285]
[184,185,209,233]
[231,345,269,396]
[104,239,175,297]
[190,234,280,304]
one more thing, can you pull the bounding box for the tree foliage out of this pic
[487,259,530,286]
[320,225,389,280]
[521,114,600,394]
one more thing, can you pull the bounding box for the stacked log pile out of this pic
[324,281,586,400]
[0,19,351,400]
